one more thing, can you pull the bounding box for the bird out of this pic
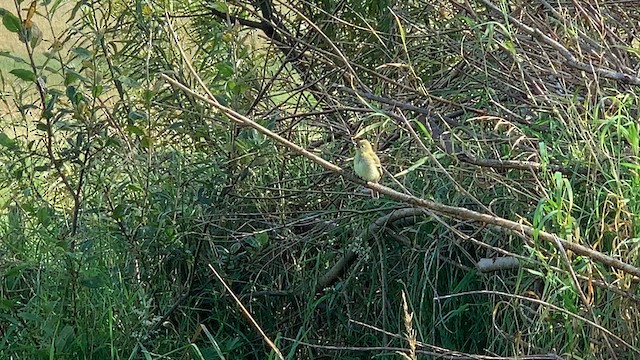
[353,139,383,198]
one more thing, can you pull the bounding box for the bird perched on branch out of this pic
[354,139,382,198]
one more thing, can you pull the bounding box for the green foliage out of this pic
[9,68,35,82]
[1,9,21,33]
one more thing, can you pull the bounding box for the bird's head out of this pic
[356,139,373,152]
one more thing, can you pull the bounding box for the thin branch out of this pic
[479,0,640,85]
[476,257,520,272]
[208,264,285,360]
[162,74,640,281]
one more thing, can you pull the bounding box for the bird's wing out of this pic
[375,157,383,179]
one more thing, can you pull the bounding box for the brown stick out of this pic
[161,74,640,280]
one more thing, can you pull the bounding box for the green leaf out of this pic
[245,236,260,248]
[0,298,15,311]
[394,156,429,177]
[621,162,640,170]
[92,84,103,97]
[18,312,43,322]
[119,75,140,88]
[105,136,121,148]
[36,122,48,131]
[140,135,153,149]
[229,242,241,254]
[0,50,29,65]
[353,116,387,138]
[43,94,58,120]
[2,11,20,33]
[72,47,92,58]
[69,0,83,20]
[42,109,53,120]
[48,88,63,97]
[66,85,77,104]
[142,89,155,103]
[128,110,148,121]
[245,233,269,248]
[9,68,36,82]
[55,325,75,351]
[214,94,229,106]
[211,2,229,12]
[0,132,17,150]
[125,125,145,136]
[112,204,125,219]
[36,207,51,227]
[29,24,43,48]
[127,183,143,193]
[251,128,265,145]
[50,0,65,14]
[64,70,83,85]
[255,232,269,246]
[216,62,234,77]
[413,119,431,138]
